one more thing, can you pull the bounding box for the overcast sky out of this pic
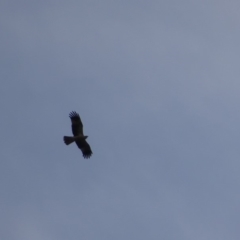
[1,1,240,239]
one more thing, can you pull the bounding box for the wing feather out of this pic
[69,111,83,136]
[75,139,93,159]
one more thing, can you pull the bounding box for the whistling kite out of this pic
[63,111,92,159]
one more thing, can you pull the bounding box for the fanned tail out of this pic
[63,136,75,145]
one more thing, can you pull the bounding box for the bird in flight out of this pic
[63,111,93,159]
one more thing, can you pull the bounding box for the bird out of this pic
[63,111,93,159]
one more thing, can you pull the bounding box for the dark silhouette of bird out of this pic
[63,111,92,159]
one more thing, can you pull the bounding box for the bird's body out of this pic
[63,111,92,159]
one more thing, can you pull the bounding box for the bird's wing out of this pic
[69,111,83,136]
[75,139,93,159]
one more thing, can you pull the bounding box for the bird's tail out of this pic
[63,136,75,145]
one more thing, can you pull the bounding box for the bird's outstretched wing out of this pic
[69,111,83,136]
[75,139,93,159]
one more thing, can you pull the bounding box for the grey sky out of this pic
[1,1,240,239]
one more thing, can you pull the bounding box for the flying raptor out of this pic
[63,111,93,159]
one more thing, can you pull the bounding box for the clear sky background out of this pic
[1,1,240,239]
